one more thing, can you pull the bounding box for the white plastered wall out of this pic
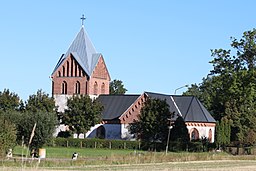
[186,125,215,143]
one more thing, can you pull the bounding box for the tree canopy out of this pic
[0,112,17,156]
[62,95,103,134]
[25,89,56,112]
[129,98,174,144]
[184,28,256,145]
[0,89,20,112]
[109,79,127,95]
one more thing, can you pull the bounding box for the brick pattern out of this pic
[89,56,110,95]
[119,94,147,124]
[52,54,110,96]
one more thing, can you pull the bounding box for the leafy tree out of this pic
[184,28,256,145]
[215,117,232,149]
[0,89,20,112]
[129,98,173,146]
[170,116,189,142]
[62,95,103,135]
[25,89,56,112]
[16,111,57,150]
[0,112,17,157]
[109,79,127,95]
[15,90,57,151]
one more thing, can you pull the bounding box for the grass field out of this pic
[1,146,256,170]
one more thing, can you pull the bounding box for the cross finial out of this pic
[80,14,86,26]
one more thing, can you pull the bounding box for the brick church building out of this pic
[51,22,216,142]
[51,24,110,112]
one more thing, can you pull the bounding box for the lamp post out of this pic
[165,119,173,155]
[174,84,189,95]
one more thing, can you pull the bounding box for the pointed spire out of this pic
[80,14,86,27]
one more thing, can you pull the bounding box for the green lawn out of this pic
[5,146,256,170]
[13,146,136,158]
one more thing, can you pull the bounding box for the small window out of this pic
[75,81,80,94]
[190,128,199,140]
[62,81,67,94]
[101,83,105,94]
[94,82,98,95]
[62,66,65,77]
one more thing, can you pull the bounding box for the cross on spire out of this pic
[80,14,86,26]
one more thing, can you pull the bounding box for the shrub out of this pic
[51,138,140,150]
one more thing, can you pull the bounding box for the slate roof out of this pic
[52,26,101,77]
[145,92,216,123]
[97,95,140,120]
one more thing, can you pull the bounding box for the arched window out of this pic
[209,129,212,142]
[71,59,73,77]
[101,83,105,94]
[58,71,61,77]
[67,61,69,77]
[62,81,67,94]
[61,81,68,94]
[62,66,65,77]
[94,82,98,95]
[190,128,199,140]
[75,81,80,94]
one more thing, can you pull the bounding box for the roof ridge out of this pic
[183,96,194,120]
[195,97,210,122]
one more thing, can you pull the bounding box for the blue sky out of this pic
[1,1,256,101]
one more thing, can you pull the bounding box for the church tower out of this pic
[51,19,111,112]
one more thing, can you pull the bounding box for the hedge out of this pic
[49,138,141,150]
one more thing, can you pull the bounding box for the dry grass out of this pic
[2,147,256,170]
[1,160,256,171]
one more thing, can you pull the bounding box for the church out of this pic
[51,19,216,142]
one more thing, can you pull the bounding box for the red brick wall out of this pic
[52,54,89,96]
[52,54,110,96]
[89,56,110,95]
[119,94,147,124]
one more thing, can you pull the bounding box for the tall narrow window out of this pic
[71,59,73,77]
[209,129,212,142]
[101,83,105,94]
[75,81,80,94]
[58,71,61,77]
[62,66,65,77]
[62,81,67,94]
[75,63,77,77]
[94,82,98,95]
[67,61,69,77]
[85,81,88,94]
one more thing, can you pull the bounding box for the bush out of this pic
[51,138,140,150]
[0,114,17,156]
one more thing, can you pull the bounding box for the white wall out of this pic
[187,125,215,143]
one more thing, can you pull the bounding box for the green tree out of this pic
[215,117,232,149]
[109,79,127,95]
[15,90,57,151]
[184,28,256,145]
[62,95,103,135]
[129,98,173,146]
[0,112,17,157]
[170,116,189,142]
[0,89,20,112]
[16,111,57,151]
[25,89,56,112]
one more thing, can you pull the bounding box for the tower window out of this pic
[62,66,65,77]
[75,81,80,94]
[62,81,67,94]
[67,61,69,77]
[94,82,98,95]
[101,83,105,94]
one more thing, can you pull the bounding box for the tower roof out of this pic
[52,26,101,77]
